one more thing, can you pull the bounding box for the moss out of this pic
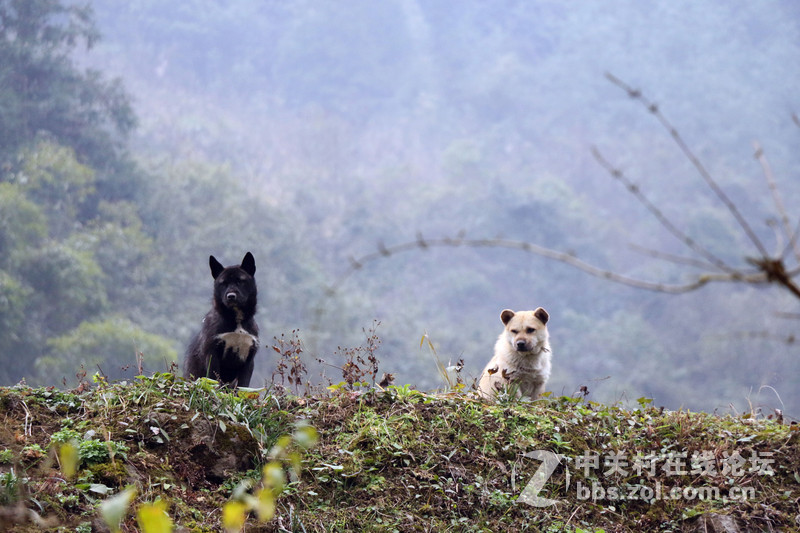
[87,461,128,487]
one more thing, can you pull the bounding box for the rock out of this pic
[185,417,260,483]
[144,411,261,484]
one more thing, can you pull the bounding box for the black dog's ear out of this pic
[209,255,225,279]
[534,307,549,325]
[240,252,256,277]
[500,309,515,325]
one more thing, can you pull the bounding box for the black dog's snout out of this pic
[226,292,238,302]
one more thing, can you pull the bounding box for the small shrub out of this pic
[51,428,81,445]
[79,439,128,466]
[271,330,308,394]
[330,321,382,390]
[0,449,14,464]
[21,443,45,462]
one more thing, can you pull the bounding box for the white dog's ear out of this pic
[500,309,515,325]
[534,307,549,325]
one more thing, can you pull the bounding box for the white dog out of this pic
[478,308,551,400]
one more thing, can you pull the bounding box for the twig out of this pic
[605,73,770,259]
[754,141,800,264]
[784,218,800,265]
[326,234,770,296]
[627,243,742,271]
[591,146,737,274]
[765,218,785,258]
[21,400,32,436]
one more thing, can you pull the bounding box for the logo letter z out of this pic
[518,450,562,507]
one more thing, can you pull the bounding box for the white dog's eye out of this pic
[527,327,536,334]
[510,329,519,334]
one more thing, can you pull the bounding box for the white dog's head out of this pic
[500,308,549,353]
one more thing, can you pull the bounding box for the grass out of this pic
[0,373,797,532]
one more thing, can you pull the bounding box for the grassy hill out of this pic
[0,373,797,532]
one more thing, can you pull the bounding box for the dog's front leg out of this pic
[236,351,256,388]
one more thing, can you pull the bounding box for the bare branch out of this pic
[746,257,800,300]
[605,73,770,259]
[591,146,737,274]
[321,79,800,325]
[710,330,797,344]
[783,218,800,268]
[754,140,800,264]
[627,243,739,271]
[327,234,770,296]
[765,218,785,258]
[788,263,800,278]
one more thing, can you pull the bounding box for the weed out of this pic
[0,448,14,464]
[0,469,20,505]
[385,383,424,402]
[56,492,80,509]
[50,428,81,445]
[330,321,382,389]
[223,420,319,531]
[421,332,466,391]
[21,443,46,462]
[78,438,128,466]
[271,330,308,394]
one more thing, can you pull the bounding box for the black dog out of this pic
[184,252,260,387]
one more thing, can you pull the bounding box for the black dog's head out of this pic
[210,252,257,317]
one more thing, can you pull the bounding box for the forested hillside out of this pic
[1,0,799,413]
[0,0,325,387]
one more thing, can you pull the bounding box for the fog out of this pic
[75,1,800,412]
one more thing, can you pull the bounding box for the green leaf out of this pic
[222,501,247,533]
[263,462,286,492]
[292,422,319,449]
[91,483,113,495]
[99,486,136,533]
[137,499,173,533]
[58,441,79,480]
[254,487,276,522]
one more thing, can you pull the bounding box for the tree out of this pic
[39,317,177,385]
[590,74,800,301]
[0,181,47,269]
[14,140,96,234]
[0,0,135,169]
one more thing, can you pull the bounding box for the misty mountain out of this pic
[3,0,798,412]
